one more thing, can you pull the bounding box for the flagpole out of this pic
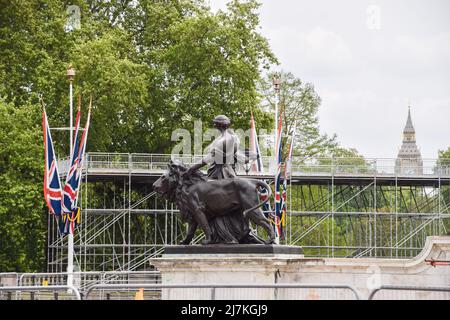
[272,73,281,170]
[67,65,75,288]
[272,73,281,244]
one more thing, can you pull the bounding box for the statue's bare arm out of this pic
[185,161,207,176]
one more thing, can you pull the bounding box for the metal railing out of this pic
[58,153,450,178]
[368,285,450,300]
[3,279,449,300]
[17,271,161,289]
[0,285,81,300]
[84,283,361,300]
[18,271,104,287]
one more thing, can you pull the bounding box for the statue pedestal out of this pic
[163,244,303,255]
[150,237,450,300]
[149,245,303,300]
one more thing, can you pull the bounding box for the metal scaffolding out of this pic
[47,153,450,272]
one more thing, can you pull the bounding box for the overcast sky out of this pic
[210,0,450,159]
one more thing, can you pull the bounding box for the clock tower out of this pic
[395,106,423,175]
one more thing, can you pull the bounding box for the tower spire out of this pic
[403,105,415,134]
[395,105,423,175]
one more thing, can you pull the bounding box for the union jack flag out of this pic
[43,108,63,215]
[285,123,296,178]
[280,123,296,238]
[60,104,91,235]
[274,112,283,239]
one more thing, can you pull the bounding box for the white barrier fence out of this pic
[2,280,450,300]
[368,285,450,300]
[0,285,81,300]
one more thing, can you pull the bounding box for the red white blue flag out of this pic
[285,123,296,177]
[43,107,63,215]
[280,123,296,238]
[60,102,91,235]
[274,112,283,239]
[62,106,81,215]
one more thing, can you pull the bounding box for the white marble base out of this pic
[150,236,450,300]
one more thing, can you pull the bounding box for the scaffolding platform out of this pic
[58,152,450,186]
[47,153,450,272]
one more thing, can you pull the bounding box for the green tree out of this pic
[0,0,279,270]
[70,29,149,152]
[438,147,450,163]
[320,146,370,174]
[0,0,70,106]
[0,100,46,271]
[1,0,277,154]
[134,0,277,152]
[0,0,371,269]
[258,71,337,159]
[438,147,450,211]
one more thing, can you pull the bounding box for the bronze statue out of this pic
[152,160,275,245]
[153,115,273,245]
[185,115,252,179]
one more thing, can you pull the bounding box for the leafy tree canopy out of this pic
[0,0,278,271]
[0,99,45,272]
[438,147,450,161]
[0,0,277,154]
[258,71,339,159]
[0,0,368,271]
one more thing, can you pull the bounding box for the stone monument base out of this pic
[151,244,305,300]
[163,244,304,255]
[149,237,450,300]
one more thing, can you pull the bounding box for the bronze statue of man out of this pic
[185,115,250,179]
